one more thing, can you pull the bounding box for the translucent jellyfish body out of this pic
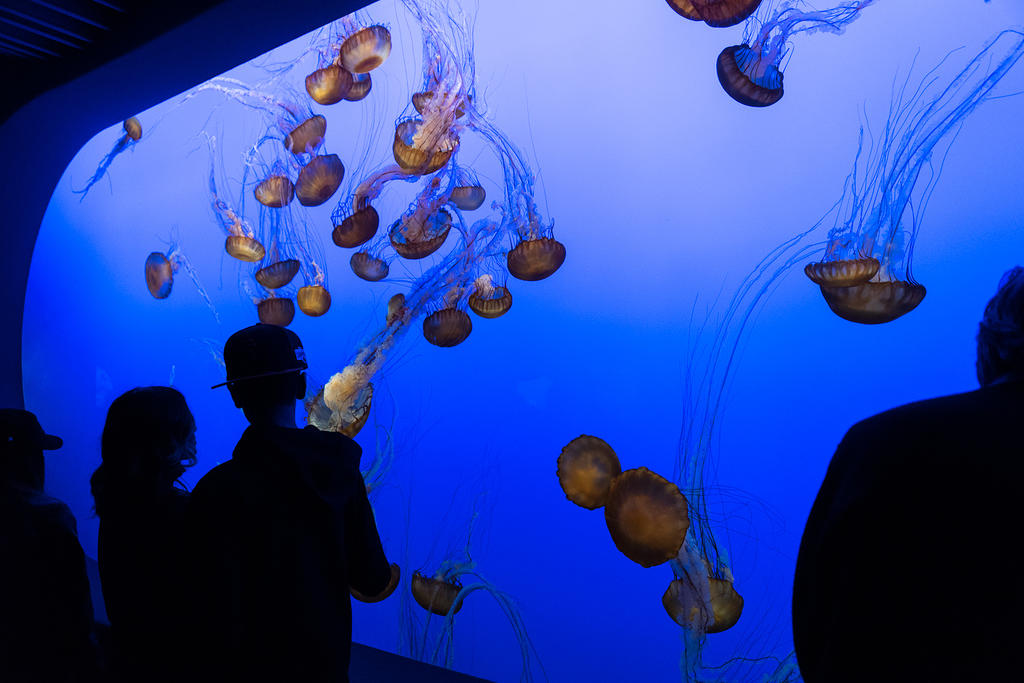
[666,0,701,20]
[333,204,379,248]
[393,119,457,175]
[284,114,326,155]
[412,571,463,616]
[387,293,407,324]
[717,45,784,107]
[309,366,373,437]
[468,276,512,319]
[450,184,486,211]
[662,576,744,633]
[123,117,142,141]
[557,435,622,510]
[345,72,372,101]
[804,257,879,287]
[144,252,175,299]
[340,25,392,73]
[297,285,332,317]
[507,237,566,281]
[604,467,689,567]
[255,259,300,290]
[296,154,344,207]
[351,563,401,603]
[257,297,295,327]
[689,0,763,28]
[351,251,389,281]
[819,281,926,325]
[389,209,452,259]
[305,65,353,105]
[412,91,467,118]
[254,174,295,208]
[423,308,472,347]
[225,235,266,262]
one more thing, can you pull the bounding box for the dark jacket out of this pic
[97,490,189,682]
[793,380,1024,682]
[186,425,390,683]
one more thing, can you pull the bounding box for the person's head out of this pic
[0,409,62,490]
[91,387,196,516]
[977,266,1024,386]
[217,323,308,425]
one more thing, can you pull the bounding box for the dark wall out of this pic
[0,0,364,408]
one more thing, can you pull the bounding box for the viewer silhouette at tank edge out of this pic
[187,323,394,682]
[793,266,1024,682]
[1,409,101,682]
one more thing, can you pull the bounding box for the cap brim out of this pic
[41,434,62,450]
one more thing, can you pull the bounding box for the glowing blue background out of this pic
[21,1,1024,680]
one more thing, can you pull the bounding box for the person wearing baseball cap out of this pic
[187,324,393,682]
[1,409,100,681]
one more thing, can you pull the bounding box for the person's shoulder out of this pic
[190,460,239,498]
[282,425,363,467]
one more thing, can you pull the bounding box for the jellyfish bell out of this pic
[283,114,327,155]
[351,563,400,603]
[412,91,467,119]
[305,64,353,105]
[254,174,295,208]
[717,44,784,108]
[665,0,701,21]
[691,0,763,28]
[804,257,880,287]
[411,571,463,616]
[295,154,344,207]
[351,251,389,281]
[333,204,379,248]
[345,72,372,101]
[123,117,142,141]
[225,235,266,262]
[386,293,407,325]
[450,184,485,211]
[340,25,392,74]
[819,280,926,325]
[342,383,372,437]
[254,258,301,290]
[393,119,458,175]
[468,276,512,319]
[257,296,295,327]
[145,252,175,299]
[507,237,566,281]
[556,435,622,510]
[662,576,744,633]
[389,209,452,259]
[423,308,472,347]
[297,284,332,317]
[604,467,689,567]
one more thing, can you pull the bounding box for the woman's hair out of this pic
[91,386,196,516]
[977,266,1024,386]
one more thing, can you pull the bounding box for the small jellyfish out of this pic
[604,467,689,568]
[145,252,175,299]
[340,25,392,73]
[717,44,784,107]
[295,154,345,207]
[393,118,458,175]
[507,237,566,281]
[284,114,327,155]
[390,208,452,259]
[663,576,744,633]
[423,308,472,347]
[449,168,486,211]
[412,570,464,617]
[818,281,926,325]
[345,72,373,101]
[124,117,142,141]
[467,275,512,319]
[254,258,301,290]
[352,563,401,603]
[305,64,354,105]
[689,0,763,28]
[387,293,407,325]
[556,435,622,510]
[333,203,380,248]
[257,296,295,327]
[226,235,266,262]
[297,284,332,317]
[803,257,879,287]
[74,116,144,198]
[351,250,390,281]
[254,174,295,208]
[665,0,702,20]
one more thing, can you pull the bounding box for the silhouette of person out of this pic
[188,324,392,683]
[1,409,99,682]
[793,266,1024,682]
[91,387,197,682]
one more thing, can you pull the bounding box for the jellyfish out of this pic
[143,239,218,321]
[390,183,454,259]
[305,65,354,105]
[345,72,373,101]
[393,118,459,175]
[806,30,1024,323]
[449,167,486,211]
[333,200,380,248]
[340,24,392,74]
[387,293,408,325]
[422,307,472,347]
[411,571,464,616]
[605,467,689,568]
[297,285,332,317]
[206,134,266,262]
[257,296,295,327]
[255,259,301,290]
[716,0,876,107]
[507,237,566,281]
[351,249,391,281]
[671,0,764,28]
[556,434,622,510]
[254,170,295,208]
[467,274,512,319]
[295,153,344,206]
[352,564,401,603]
[74,116,143,198]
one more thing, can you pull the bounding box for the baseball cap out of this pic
[0,410,63,451]
[211,323,308,389]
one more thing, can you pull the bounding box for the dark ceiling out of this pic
[0,1,225,123]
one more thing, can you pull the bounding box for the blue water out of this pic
[22,1,1024,680]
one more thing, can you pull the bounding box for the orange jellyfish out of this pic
[556,435,622,510]
[450,169,486,211]
[74,116,144,197]
[254,174,295,208]
[257,296,295,327]
[412,571,463,617]
[254,258,301,290]
[386,293,407,325]
[345,72,372,101]
[226,235,266,262]
[284,114,327,155]
[663,575,744,634]
[351,250,389,281]
[332,201,379,249]
[818,280,926,325]
[803,257,879,287]
[717,45,784,108]
[295,154,344,207]
[352,563,401,603]
[390,208,452,259]
[340,25,392,73]
[305,64,354,105]
[467,275,512,319]
[123,116,142,141]
[145,253,176,299]
[423,307,472,347]
[297,284,332,317]
[507,237,566,281]
[393,118,458,175]
[688,0,763,28]
[604,467,689,568]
